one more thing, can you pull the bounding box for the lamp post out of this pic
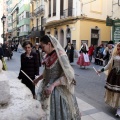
[1,14,6,42]
[17,28,20,43]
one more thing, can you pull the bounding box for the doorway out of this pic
[60,30,64,47]
[91,29,99,46]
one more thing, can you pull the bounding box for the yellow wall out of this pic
[71,21,81,50]
[45,19,111,50]
[79,20,111,48]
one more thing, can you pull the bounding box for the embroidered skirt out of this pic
[104,68,120,108]
[77,53,90,66]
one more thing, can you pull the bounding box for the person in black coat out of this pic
[65,43,74,63]
[18,41,39,99]
[32,43,41,67]
[0,43,4,60]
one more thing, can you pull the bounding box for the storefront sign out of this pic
[113,19,120,43]
[106,16,113,26]
[114,26,120,42]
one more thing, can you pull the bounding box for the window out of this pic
[48,0,51,17]
[26,12,29,18]
[53,0,56,16]
[72,40,76,49]
[60,0,64,15]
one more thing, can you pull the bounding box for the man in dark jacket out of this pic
[0,43,4,60]
[18,41,39,99]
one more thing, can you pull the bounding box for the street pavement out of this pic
[5,51,118,120]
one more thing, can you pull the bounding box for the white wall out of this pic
[80,0,113,20]
[0,0,3,43]
[112,0,120,19]
[45,0,82,23]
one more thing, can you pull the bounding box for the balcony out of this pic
[31,25,44,31]
[29,12,34,19]
[30,0,36,3]
[60,8,75,19]
[34,5,45,16]
[30,25,45,38]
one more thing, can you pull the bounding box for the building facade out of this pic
[11,4,19,43]
[17,0,30,44]
[42,0,112,50]
[110,0,120,43]
[3,0,120,46]
[0,0,4,43]
[3,0,8,37]
[6,0,19,42]
[29,0,45,45]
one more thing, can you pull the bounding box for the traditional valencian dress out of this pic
[37,35,81,120]
[101,55,120,108]
[77,46,90,67]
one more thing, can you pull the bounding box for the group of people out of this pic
[76,41,115,69]
[17,34,120,119]
[94,41,114,66]
[65,40,120,118]
[0,42,13,60]
[97,42,120,117]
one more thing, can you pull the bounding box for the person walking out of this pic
[5,43,12,60]
[77,43,90,68]
[97,42,120,117]
[0,43,4,60]
[18,41,39,99]
[103,41,114,66]
[88,44,94,62]
[34,34,81,120]
[98,44,104,66]
[65,42,74,63]
[32,43,41,67]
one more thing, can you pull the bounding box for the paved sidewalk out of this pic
[77,97,116,120]
[72,58,116,120]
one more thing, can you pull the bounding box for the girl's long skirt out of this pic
[77,53,90,66]
[104,68,120,108]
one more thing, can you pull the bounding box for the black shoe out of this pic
[115,113,120,118]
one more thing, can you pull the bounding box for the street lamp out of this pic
[1,14,6,42]
[17,28,20,43]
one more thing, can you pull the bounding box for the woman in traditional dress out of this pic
[34,34,81,120]
[97,42,120,117]
[77,43,90,68]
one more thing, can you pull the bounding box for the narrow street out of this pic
[5,51,118,120]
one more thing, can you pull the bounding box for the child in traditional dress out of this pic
[97,42,120,117]
[77,43,90,68]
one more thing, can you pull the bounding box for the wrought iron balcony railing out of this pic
[29,12,34,18]
[31,25,44,31]
[34,5,45,16]
[60,8,75,19]
[31,27,37,31]
[30,0,36,3]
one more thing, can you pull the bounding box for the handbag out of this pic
[1,57,7,71]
